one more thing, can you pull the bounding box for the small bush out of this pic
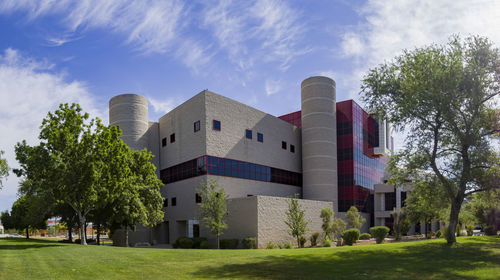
[322,237,332,247]
[484,225,497,236]
[299,236,306,248]
[266,241,275,249]
[342,228,360,246]
[176,237,194,249]
[310,232,320,247]
[277,242,284,249]
[74,239,81,244]
[466,225,474,236]
[359,233,371,240]
[200,240,211,249]
[370,226,390,244]
[58,239,73,243]
[435,230,442,238]
[242,237,256,249]
[192,237,207,249]
[220,239,239,249]
[284,241,293,249]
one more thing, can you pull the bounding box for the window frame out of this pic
[245,129,252,139]
[194,120,200,133]
[213,120,221,131]
[257,133,263,143]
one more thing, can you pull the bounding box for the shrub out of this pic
[284,241,293,249]
[322,236,332,247]
[359,233,371,240]
[435,230,442,238]
[58,239,73,243]
[266,241,275,249]
[192,237,208,249]
[484,225,497,236]
[466,225,474,236]
[342,228,360,246]
[220,239,239,249]
[74,239,81,244]
[370,226,390,244]
[176,237,194,249]
[299,236,306,248]
[277,242,284,249]
[200,240,211,249]
[242,237,256,249]
[310,232,320,247]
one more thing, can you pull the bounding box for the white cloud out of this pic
[202,0,308,71]
[339,0,500,152]
[148,96,177,116]
[0,48,103,211]
[265,79,283,96]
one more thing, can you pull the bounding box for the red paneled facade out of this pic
[279,100,387,215]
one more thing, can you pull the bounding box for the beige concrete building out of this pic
[109,76,392,247]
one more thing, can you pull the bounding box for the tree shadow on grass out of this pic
[0,238,64,250]
[192,238,500,280]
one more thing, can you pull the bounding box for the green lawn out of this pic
[0,236,498,279]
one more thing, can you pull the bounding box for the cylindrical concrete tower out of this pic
[301,76,338,210]
[109,94,149,151]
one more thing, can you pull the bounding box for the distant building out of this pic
[109,76,393,247]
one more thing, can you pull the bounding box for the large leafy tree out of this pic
[0,194,48,238]
[362,35,499,244]
[0,150,8,188]
[197,179,228,249]
[14,103,164,245]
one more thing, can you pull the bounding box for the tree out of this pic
[320,208,334,239]
[392,208,407,241]
[332,216,347,240]
[14,103,164,245]
[346,206,366,230]
[361,35,500,244]
[403,175,448,238]
[0,194,48,238]
[0,150,8,188]
[284,194,309,247]
[197,179,228,249]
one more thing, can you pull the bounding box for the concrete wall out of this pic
[300,76,337,209]
[158,92,207,169]
[205,91,302,173]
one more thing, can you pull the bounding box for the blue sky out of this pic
[1,0,499,212]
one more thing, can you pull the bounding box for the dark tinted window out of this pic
[172,197,177,206]
[257,133,263,142]
[282,141,287,149]
[194,121,200,132]
[290,145,295,153]
[245,129,252,139]
[170,133,175,143]
[162,138,167,147]
[213,120,221,131]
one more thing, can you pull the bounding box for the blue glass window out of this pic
[213,120,221,131]
[245,129,252,139]
[257,133,263,142]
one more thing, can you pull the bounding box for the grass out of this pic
[0,236,498,279]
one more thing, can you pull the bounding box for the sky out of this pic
[0,0,499,212]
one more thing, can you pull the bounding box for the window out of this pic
[245,129,252,139]
[171,197,177,206]
[163,197,168,208]
[290,144,295,153]
[194,120,200,132]
[213,120,221,131]
[195,193,202,204]
[170,133,175,143]
[282,141,287,150]
[162,137,167,147]
[257,133,263,142]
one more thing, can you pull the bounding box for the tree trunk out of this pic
[217,233,220,249]
[68,226,73,242]
[97,224,100,245]
[26,228,29,239]
[448,201,461,245]
[77,212,87,245]
[124,225,129,247]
